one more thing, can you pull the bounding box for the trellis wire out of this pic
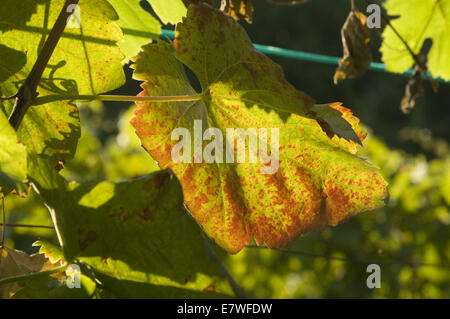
[160,29,448,83]
[0,223,55,229]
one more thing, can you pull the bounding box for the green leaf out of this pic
[0,0,125,161]
[104,105,160,179]
[11,272,98,299]
[146,0,187,25]
[108,0,161,63]
[0,108,27,196]
[33,240,64,264]
[130,4,388,253]
[10,263,99,299]
[380,0,450,81]
[310,103,363,146]
[29,157,236,298]
[0,45,26,84]
[0,246,64,298]
[11,241,99,299]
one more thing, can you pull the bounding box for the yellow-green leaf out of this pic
[0,108,27,196]
[108,0,161,63]
[0,0,125,161]
[146,0,187,25]
[131,4,388,253]
[380,0,450,81]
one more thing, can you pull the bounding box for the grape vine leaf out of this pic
[10,241,99,299]
[108,0,161,64]
[310,103,363,146]
[0,108,27,196]
[334,9,372,84]
[11,272,98,299]
[146,0,187,25]
[380,0,450,81]
[29,156,236,298]
[0,0,125,161]
[33,240,65,264]
[0,246,63,298]
[130,4,388,253]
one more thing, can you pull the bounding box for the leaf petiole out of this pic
[32,93,204,105]
[0,264,67,287]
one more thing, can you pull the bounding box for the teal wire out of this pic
[160,29,446,83]
[253,44,387,71]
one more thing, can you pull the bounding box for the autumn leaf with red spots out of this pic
[131,4,388,253]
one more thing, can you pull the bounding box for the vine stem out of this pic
[8,0,80,130]
[32,93,204,105]
[0,264,68,287]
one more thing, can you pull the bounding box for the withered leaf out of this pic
[400,64,424,114]
[0,246,63,298]
[334,9,372,84]
[400,38,437,114]
[220,0,254,23]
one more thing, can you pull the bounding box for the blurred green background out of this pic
[3,0,449,298]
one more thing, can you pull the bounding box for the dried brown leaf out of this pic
[400,65,424,114]
[220,0,254,23]
[400,39,437,114]
[334,9,372,84]
[0,246,63,298]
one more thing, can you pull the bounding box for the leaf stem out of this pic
[0,264,67,287]
[0,94,17,101]
[32,93,204,105]
[8,0,80,130]
[0,223,55,229]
